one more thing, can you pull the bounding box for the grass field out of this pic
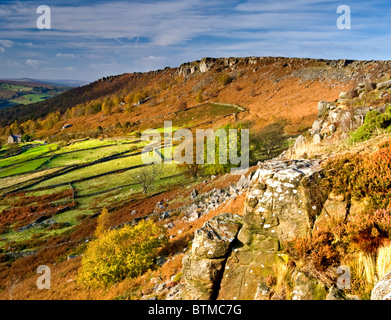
[0,82,70,108]
[0,157,50,177]
[10,93,52,105]
[1,84,33,92]
[45,144,136,168]
[0,144,57,169]
[0,138,183,238]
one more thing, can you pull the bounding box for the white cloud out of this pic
[0,39,14,48]
[144,56,165,61]
[26,59,44,68]
[0,47,4,53]
[0,0,391,80]
[56,53,75,58]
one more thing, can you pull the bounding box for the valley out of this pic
[0,56,391,300]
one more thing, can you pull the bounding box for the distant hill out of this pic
[0,78,89,87]
[0,73,155,126]
[0,78,80,111]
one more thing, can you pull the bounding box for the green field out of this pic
[0,143,57,168]
[0,137,187,247]
[45,143,136,168]
[0,81,70,109]
[0,102,244,248]
[10,93,52,105]
[1,84,33,91]
[0,157,50,177]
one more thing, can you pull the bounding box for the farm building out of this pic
[8,134,22,144]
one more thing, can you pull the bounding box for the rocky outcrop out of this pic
[177,57,217,77]
[167,213,243,300]
[376,80,391,90]
[216,159,330,300]
[288,76,391,159]
[242,159,329,242]
[371,271,391,300]
[168,159,331,300]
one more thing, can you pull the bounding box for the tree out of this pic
[23,119,37,132]
[101,102,111,116]
[178,101,187,111]
[78,220,166,287]
[42,112,61,130]
[250,120,287,162]
[10,121,23,135]
[195,89,204,103]
[124,92,135,105]
[131,165,163,193]
[133,91,149,104]
[216,74,232,86]
[113,96,123,106]
[176,141,201,180]
[203,124,245,176]
[95,207,110,238]
[21,133,31,142]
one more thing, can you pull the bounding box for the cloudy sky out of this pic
[0,0,390,82]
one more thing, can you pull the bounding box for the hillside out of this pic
[1,56,391,301]
[3,57,390,137]
[0,79,74,111]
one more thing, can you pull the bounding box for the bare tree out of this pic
[131,165,164,194]
[251,121,287,160]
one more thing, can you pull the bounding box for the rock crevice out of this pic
[168,159,331,300]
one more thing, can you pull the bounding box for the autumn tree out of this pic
[178,101,187,111]
[101,101,111,116]
[124,92,135,105]
[95,207,110,238]
[195,89,204,103]
[202,123,246,176]
[216,74,232,86]
[78,220,166,287]
[41,112,61,130]
[10,121,23,135]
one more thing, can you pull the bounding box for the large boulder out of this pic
[371,271,391,300]
[242,159,330,242]
[318,101,331,117]
[191,213,243,259]
[376,80,391,90]
[216,160,331,300]
[310,119,323,135]
[167,160,331,300]
[167,213,242,300]
[292,272,327,300]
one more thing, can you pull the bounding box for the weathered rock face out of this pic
[177,57,216,77]
[371,271,391,300]
[168,160,331,300]
[291,272,327,300]
[376,80,391,90]
[167,213,242,300]
[242,159,329,242]
[216,159,331,300]
[191,214,243,259]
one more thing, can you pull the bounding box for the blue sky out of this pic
[0,0,390,82]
